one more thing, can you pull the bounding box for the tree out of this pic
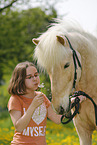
[0,0,66,13]
[0,7,57,108]
[0,0,32,12]
[0,0,18,12]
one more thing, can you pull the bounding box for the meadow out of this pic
[0,110,97,145]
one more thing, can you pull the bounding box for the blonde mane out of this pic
[33,19,95,70]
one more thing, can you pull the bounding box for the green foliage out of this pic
[0,7,57,79]
[38,73,52,101]
[0,7,57,108]
[0,80,10,108]
[0,110,9,119]
[1,116,97,145]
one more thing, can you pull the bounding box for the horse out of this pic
[32,19,97,145]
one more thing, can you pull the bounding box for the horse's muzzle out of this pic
[51,97,71,115]
[59,106,64,114]
[58,105,70,115]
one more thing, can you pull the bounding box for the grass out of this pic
[46,120,79,145]
[0,111,97,145]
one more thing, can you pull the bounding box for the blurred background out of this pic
[0,0,97,144]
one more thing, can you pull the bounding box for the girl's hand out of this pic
[78,95,86,103]
[31,93,44,109]
[71,95,86,103]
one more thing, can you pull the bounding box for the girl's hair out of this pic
[8,61,35,95]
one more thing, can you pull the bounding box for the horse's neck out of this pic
[77,53,97,98]
[74,33,97,97]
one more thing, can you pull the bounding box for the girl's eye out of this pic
[64,62,70,69]
[34,74,38,77]
[27,76,32,79]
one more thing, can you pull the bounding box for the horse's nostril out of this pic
[59,106,64,114]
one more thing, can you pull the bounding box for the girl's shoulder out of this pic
[8,95,22,112]
[9,95,22,103]
[8,95,20,102]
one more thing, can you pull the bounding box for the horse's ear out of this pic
[56,35,67,46]
[32,38,40,45]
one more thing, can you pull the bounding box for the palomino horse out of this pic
[32,19,97,145]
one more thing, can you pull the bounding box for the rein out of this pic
[61,36,97,125]
[61,91,97,126]
[61,95,80,124]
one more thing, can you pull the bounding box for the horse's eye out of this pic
[64,62,70,69]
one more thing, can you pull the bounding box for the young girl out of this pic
[8,61,85,145]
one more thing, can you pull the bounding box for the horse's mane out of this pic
[33,19,95,70]
[48,18,84,33]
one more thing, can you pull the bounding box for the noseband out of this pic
[61,36,97,125]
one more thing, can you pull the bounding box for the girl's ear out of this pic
[32,38,40,45]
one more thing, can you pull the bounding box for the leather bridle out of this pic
[61,36,97,125]
[65,35,82,90]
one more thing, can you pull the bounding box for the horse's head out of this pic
[32,20,82,115]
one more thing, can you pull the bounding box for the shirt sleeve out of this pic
[7,95,22,112]
[43,94,51,108]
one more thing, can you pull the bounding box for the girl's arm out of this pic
[47,95,86,124]
[47,105,62,124]
[9,94,44,133]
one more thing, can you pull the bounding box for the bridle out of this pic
[65,35,82,90]
[61,35,82,124]
[61,36,97,125]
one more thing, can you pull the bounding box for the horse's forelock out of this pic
[34,32,68,70]
[34,19,84,70]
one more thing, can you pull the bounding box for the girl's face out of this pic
[25,66,40,92]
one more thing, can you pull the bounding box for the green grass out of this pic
[0,111,97,145]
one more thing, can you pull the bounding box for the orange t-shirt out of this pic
[8,92,51,145]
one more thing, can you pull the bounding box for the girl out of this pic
[8,61,85,145]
